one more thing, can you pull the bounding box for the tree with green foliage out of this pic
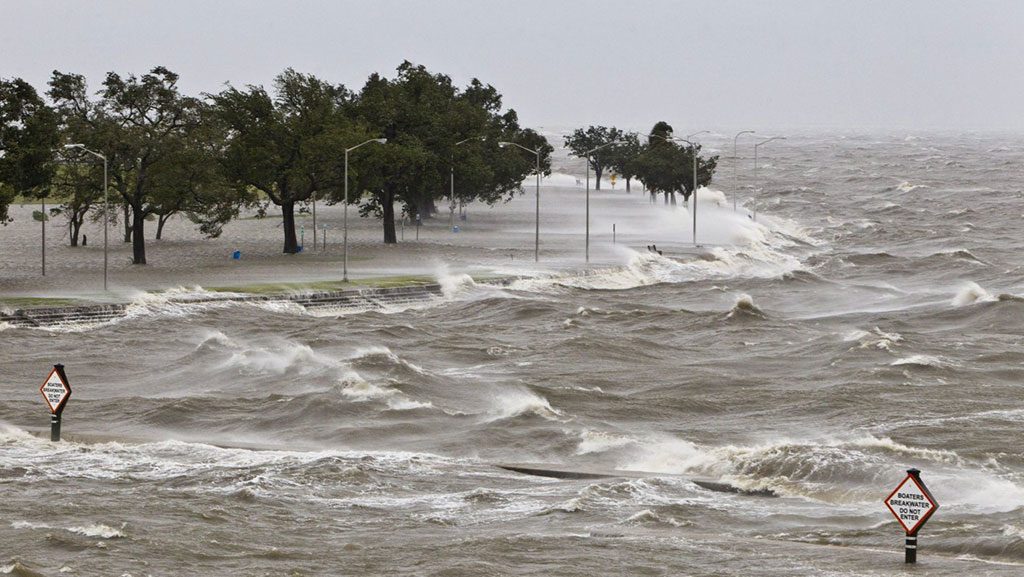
[348,62,551,244]
[634,121,718,205]
[50,67,238,264]
[606,131,642,193]
[0,77,59,225]
[213,68,360,253]
[564,125,626,190]
[47,162,104,246]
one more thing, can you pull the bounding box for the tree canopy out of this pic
[563,125,624,190]
[346,61,551,244]
[0,77,59,224]
[213,68,357,253]
[632,121,718,204]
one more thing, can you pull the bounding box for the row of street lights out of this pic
[61,132,783,290]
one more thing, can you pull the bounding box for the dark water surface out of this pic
[3,132,1024,575]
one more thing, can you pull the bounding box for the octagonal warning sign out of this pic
[884,470,938,535]
[39,365,72,415]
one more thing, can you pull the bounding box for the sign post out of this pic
[39,364,72,442]
[884,468,939,564]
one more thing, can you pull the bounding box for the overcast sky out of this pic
[3,0,1023,132]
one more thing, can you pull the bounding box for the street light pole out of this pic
[64,144,108,291]
[451,136,483,232]
[733,130,755,212]
[686,131,709,246]
[753,136,786,222]
[343,137,387,282]
[499,141,542,262]
[583,140,625,263]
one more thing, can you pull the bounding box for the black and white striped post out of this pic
[905,532,918,564]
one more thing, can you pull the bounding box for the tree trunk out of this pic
[123,203,132,243]
[671,192,677,206]
[594,165,603,191]
[625,177,631,193]
[131,205,147,265]
[281,201,298,254]
[156,213,170,240]
[69,217,81,247]
[382,189,397,244]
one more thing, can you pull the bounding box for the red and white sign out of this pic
[884,473,938,535]
[39,367,72,415]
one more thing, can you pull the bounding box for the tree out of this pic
[348,62,551,244]
[213,69,357,253]
[564,125,624,190]
[606,131,641,193]
[633,121,718,205]
[0,77,58,224]
[48,67,233,264]
[147,108,247,240]
[48,162,104,246]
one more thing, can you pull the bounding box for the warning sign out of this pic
[884,471,938,535]
[39,366,71,415]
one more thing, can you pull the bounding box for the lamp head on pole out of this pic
[64,144,84,150]
[374,138,387,144]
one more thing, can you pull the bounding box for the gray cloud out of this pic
[2,0,1022,131]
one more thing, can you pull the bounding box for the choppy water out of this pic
[3,132,1024,575]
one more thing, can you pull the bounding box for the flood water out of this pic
[3,131,1024,575]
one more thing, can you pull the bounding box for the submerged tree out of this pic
[606,131,642,193]
[347,62,551,244]
[48,162,104,246]
[633,121,718,204]
[49,67,237,264]
[0,77,59,225]
[213,69,360,253]
[564,125,625,190]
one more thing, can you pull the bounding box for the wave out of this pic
[575,430,636,455]
[188,329,336,378]
[890,354,957,368]
[484,389,563,422]
[843,327,903,351]
[336,370,433,411]
[894,181,929,193]
[725,294,766,320]
[842,251,897,265]
[618,434,976,503]
[953,281,998,306]
[623,508,690,528]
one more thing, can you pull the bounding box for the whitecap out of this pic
[576,430,635,455]
[485,389,562,422]
[952,281,997,306]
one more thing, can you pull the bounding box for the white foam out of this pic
[896,181,928,193]
[847,327,903,351]
[890,354,954,368]
[485,389,562,421]
[725,293,763,318]
[952,281,997,306]
[339,372,393,401]
[68,523,126,539]
[576,430,635,455]
[220,338,331,376]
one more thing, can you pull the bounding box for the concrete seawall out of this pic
[0,283,447,328]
